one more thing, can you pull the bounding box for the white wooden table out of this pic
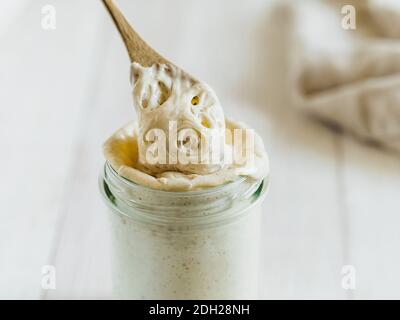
[1,0,399,300]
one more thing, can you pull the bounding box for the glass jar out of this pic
[99,162,268,299]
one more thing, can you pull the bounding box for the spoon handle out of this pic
[102,0,169,66]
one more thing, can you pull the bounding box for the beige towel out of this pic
[288,0,400,152]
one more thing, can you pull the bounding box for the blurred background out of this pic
[0,0,399,299]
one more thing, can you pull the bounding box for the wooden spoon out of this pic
[102,0,170,67]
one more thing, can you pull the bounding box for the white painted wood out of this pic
[0,0,31,37]
[1,0,400,300]
[0,0,106,299]
[257,7,348,298]
[341,138,400,299]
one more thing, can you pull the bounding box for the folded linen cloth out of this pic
[287,0,400,152]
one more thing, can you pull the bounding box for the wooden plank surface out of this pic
[0,0,399,299]
[342,139,400,299]
[0,0,106,299]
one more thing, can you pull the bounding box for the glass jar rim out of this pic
[99,162,268,228]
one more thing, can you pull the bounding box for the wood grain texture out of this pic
[1,0,400,299]
[341,139,400,299]
[0,0,106,299]
[102,0,169,66]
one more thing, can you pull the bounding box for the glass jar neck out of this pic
[100,162,268,227]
